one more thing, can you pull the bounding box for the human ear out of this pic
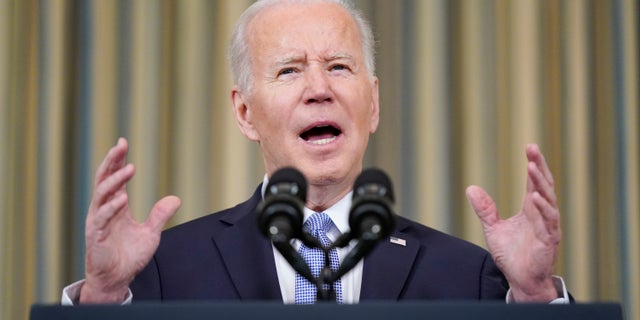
[369,77,380,134]
[231,86,260,141]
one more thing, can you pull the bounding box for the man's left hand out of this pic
[466,143,561,302]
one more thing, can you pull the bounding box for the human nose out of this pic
[303,66,333,104]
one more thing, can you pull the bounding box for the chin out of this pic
[302,164,358,187]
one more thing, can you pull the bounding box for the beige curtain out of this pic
[1,1,638,319]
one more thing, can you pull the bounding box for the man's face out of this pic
[232,2,379,189]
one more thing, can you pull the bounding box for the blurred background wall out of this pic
[1,0,638,319]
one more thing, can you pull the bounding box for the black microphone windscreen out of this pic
[258,167,307,242]
[266,167,307,200]
[353,168,394,202]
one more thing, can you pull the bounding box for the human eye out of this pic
[328,61,355,74]
[277,67,297,77]
[330,64,348,71]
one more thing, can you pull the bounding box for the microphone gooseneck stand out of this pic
[259,167,396,304]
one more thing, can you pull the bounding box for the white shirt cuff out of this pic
[505,275,570,304]
[61,279,133,305]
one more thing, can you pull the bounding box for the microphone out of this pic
[257,167,307,243]
[256,167,316,283]
[348,167,395,242]
[332,168,396,281]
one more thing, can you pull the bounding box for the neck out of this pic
[305,182,352,212]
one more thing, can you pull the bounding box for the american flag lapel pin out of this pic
[389,236,406,246]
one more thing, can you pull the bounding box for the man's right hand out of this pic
[79,138,181,303]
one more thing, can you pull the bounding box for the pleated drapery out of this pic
[1,1,638,320]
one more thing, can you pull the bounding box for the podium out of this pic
[31,302,623,320]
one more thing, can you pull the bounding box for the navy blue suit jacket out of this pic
[130,186,509,302]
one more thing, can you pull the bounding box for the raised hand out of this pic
[80,138,181,303]
[466,144,561,302]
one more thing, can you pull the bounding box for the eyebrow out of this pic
[274,55,306,66]
[325,53,355,62]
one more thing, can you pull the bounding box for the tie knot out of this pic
[304,212,333,234]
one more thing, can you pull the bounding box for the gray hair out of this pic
[228,0,376,95]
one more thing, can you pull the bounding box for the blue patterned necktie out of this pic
[295,212,343,304]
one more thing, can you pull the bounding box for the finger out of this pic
[465,185,500,228]
[95,138,129,186]
[532,192,561,243]
[526,143,554,186]
[520,192,562,251]
[524,144,556,198]
[527,161,557,206]
[92,163,135,207]
[91,192,129,231]
[145,195,181,234]
[94,138,128,186]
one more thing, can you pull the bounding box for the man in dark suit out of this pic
[127,185,510,302]
[63,0,567,304]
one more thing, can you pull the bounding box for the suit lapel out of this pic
[212,187,283,300]
[359,219,420,300]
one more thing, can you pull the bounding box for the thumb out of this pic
[146,195,181,233]
[465,185,499,228]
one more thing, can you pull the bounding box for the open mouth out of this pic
[300,125,342,145]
